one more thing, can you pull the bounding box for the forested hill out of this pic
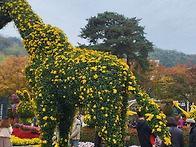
[0,35,27,62]
[0,36,196,67]
[149,48,196,67]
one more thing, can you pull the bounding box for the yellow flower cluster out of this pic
[11,135,41,146]
[136,91,171,145]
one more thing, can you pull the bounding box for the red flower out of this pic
[12,128,40,139]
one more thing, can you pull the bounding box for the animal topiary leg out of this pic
[83,74,128,147]
[34,87,58,147]
[91,96,127,147]
[58,104,76,147]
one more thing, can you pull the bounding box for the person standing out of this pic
[77,113,84,128]
[177,116,184,129]
[161,117,184,147]
[186,118,196,147]
[94,131,102,147]
[136,111,154,147]
[0,117,13,147]
[69,114,81,147]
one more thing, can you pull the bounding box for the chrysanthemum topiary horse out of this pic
[0,0,171,146]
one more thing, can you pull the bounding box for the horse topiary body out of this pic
[0,0,171,146]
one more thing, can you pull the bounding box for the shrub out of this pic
[181,126,190,147]
[162,99,174,117]
[127,128,140,146]
[162,104,174,117]
[80,126,140,146]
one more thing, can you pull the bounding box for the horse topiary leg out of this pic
[36,99,57,146]
[33,85,58,147]
[93,98,127,147]
[84,79,128,146]
[58,104,76,147]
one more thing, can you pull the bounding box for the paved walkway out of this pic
[13,146,140,147]
[13,144,141,147]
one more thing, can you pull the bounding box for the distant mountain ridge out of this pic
[0,35,196,67]
[0,35,27,62]
[149,48,196,67]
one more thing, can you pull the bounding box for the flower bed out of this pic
[181,126,190,147]
[14,123,41,131]
[80,126,95,142]
[11,135,41,146]
[78,142,94,147]
[12,128,40,139]
[80,126,140,146]
[127,128,140,146]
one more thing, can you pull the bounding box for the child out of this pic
[0,117,13,147]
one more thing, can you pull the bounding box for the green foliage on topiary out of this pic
[83,114,95,127]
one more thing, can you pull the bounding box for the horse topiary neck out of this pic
[2,0,72,62]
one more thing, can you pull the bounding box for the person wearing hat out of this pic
[186,118,196,147]
[0,116,13,147]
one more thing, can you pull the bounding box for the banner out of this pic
[0,97,8,119]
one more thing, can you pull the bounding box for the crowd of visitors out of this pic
[161,116,184,147]
[0,110,195,147]
[132,111,196,147]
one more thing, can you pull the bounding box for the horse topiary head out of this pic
[0,0,12,29]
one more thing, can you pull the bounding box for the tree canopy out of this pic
[0,55,31,99]
[165,64,196,103]
[142,61,196,103]
[79,11,154,75]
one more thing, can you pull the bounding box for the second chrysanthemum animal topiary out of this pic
[16,90,36,125]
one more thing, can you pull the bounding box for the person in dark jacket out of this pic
[161,117,184,147]
[94,131,101,147]
[136,111,154,147]
[186,118,196,147]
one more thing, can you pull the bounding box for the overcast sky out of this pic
[0,0,196,54]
